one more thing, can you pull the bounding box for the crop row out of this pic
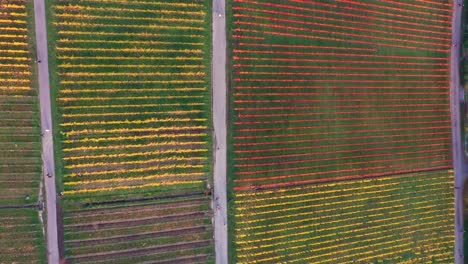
[232,170,454,263]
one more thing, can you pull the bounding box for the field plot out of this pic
[0,209,46,263]
[228,0,455,262]
[0,0,45,263]
[0,0,41,206]
[233,170,454,263]
[61,196,213,263]
[229,0,453,190]
[48,0,213,262]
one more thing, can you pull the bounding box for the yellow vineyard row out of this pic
[62,104,205,111]
[58,63,204,69]
[1,27,27,32]
[63,180,203,195]
[0,86,30,91]
[0,19,26,25]
[59,80,205,85]
[66,164,204,178]
[59,71,205,77]
[0,71,30,77]
[58,55,203,61]
[62,125,206,136]
[58,40,203,47]
[0,11,27,17]
[57,30,204,39]
[54,21,203,31]
[63,140,207,152]
[56,2,204,11]
[0,49,27,54]
[56,47,203,54]
[60,117,207,126]
[63,133,207,144]
[65,156,207,169]
[61,109,203,118]
[60,88,206,95]
[1,4,26,10]
[0,34,27,39]
[63,148,208,161]
[58,95,205,102]
[0,56,28,61]
[0,78,30,83]
[0,63,30,68]
[55,13,204,24]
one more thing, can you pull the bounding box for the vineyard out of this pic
[0,0,41,207]
[48,0,213,262]
[234,171,454,263]
[0,0,45,262]
[228,0,455,262]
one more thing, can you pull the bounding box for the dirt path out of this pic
[450,1,468,264]
[33,0,60,263]
[212,0,228,263]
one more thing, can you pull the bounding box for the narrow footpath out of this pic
[33,0,60,263]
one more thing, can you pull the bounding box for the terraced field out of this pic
[48,0,213,262]
[0,0,45,262]
[228,0,455,262]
